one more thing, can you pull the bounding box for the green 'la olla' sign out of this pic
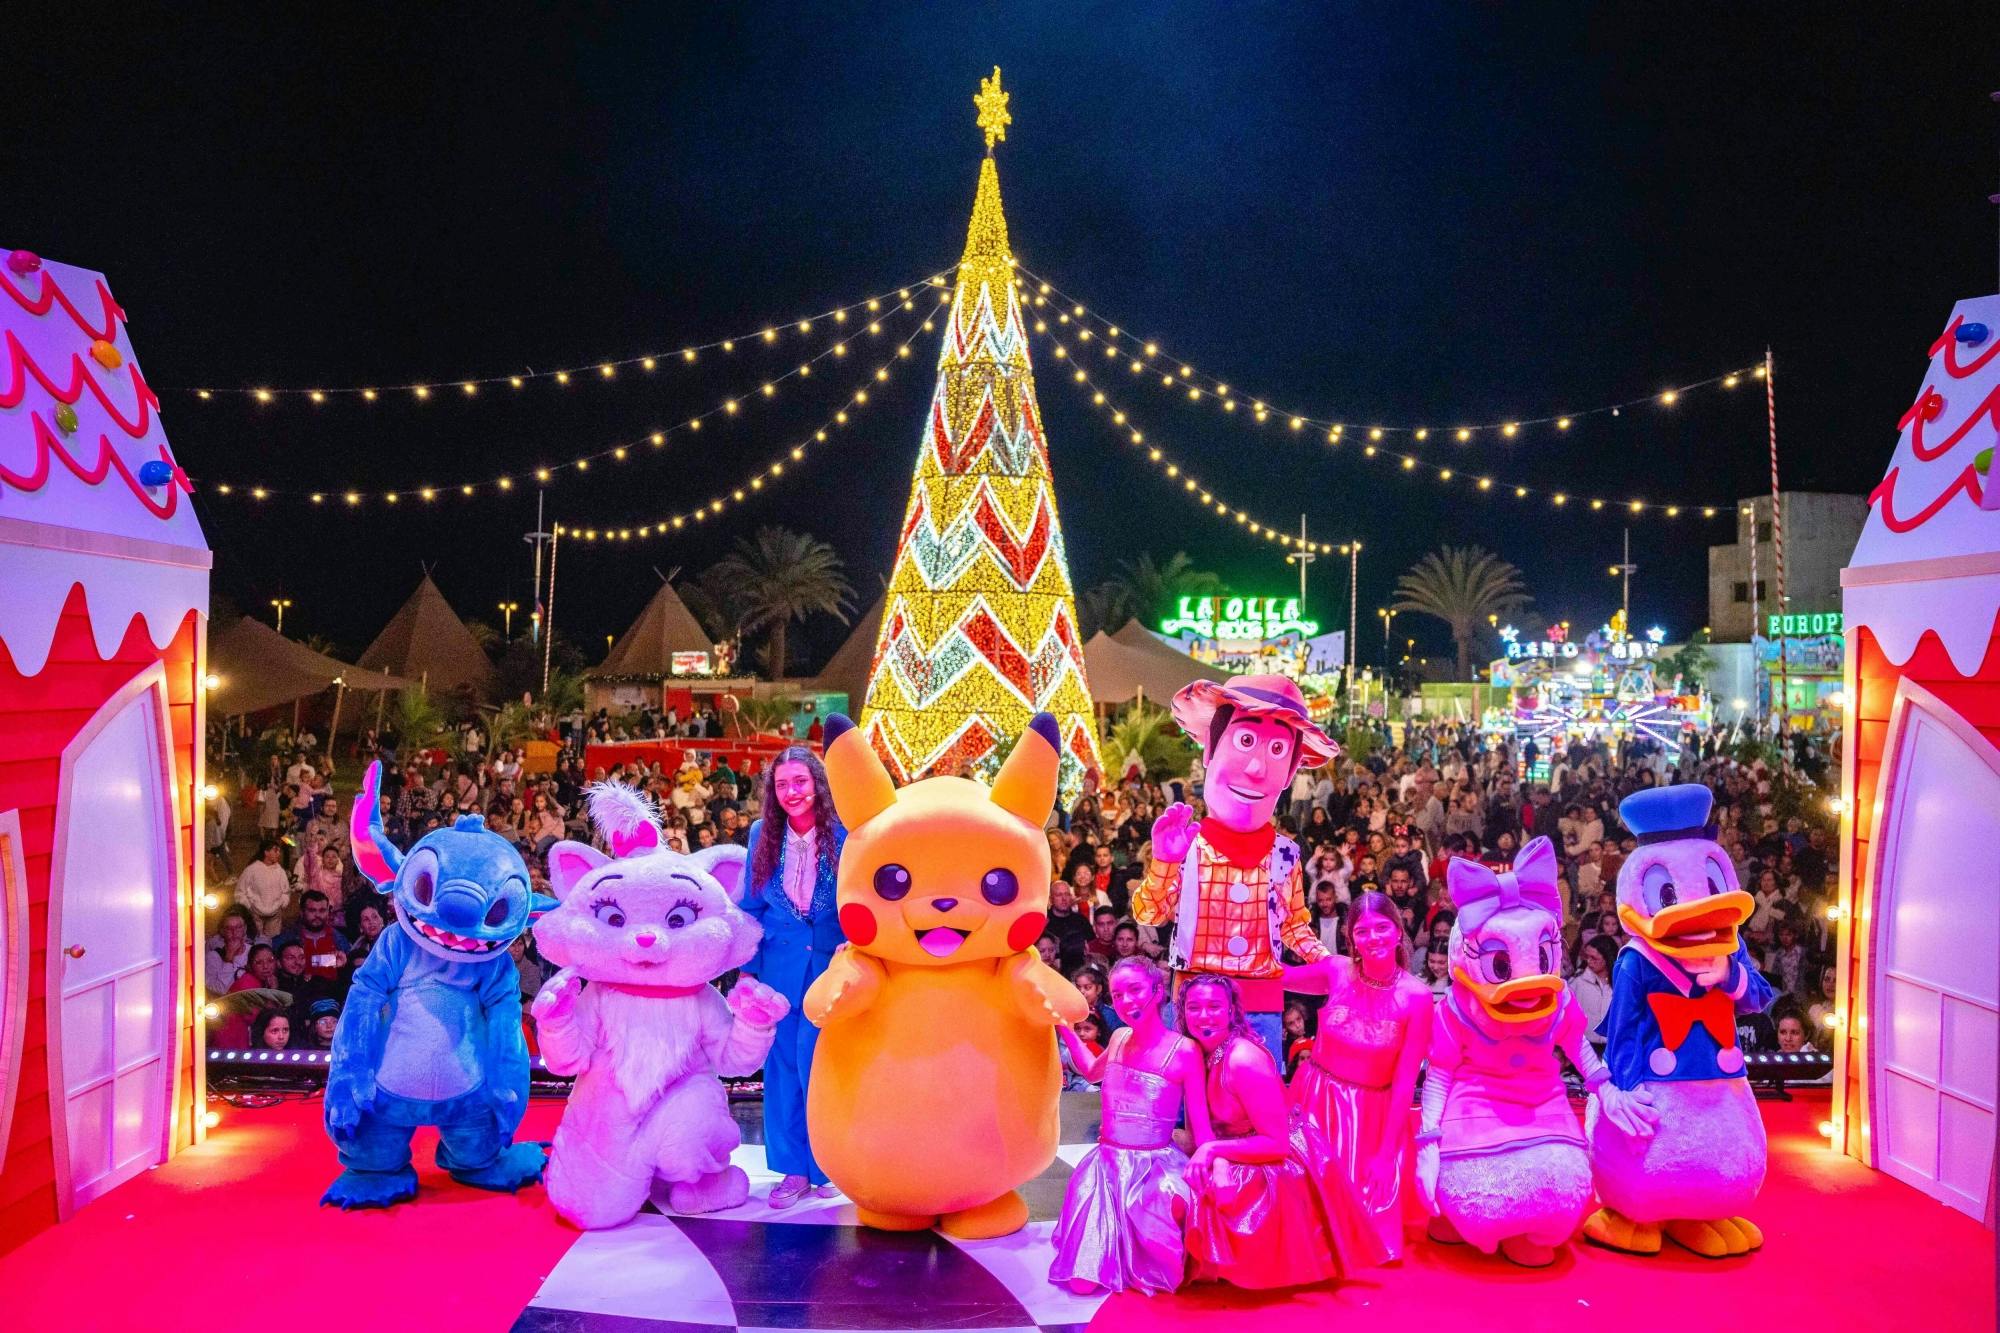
[1767,611,1842,639]
[1161,595,1319,641]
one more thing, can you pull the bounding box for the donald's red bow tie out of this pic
[1647,989,1737,1050]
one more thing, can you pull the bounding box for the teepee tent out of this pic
[357,574,496,699]
[597,579,714,679]
[812,590,884,715]
[858,69,1101,794]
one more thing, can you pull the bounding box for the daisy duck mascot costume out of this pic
[1416,837,1656,1266]
[1131,674,1335,1062]
[322,762,551,1208]
[531,783,790,1229]
[1584,783,1774,1259]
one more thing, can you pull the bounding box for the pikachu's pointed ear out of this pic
[822,714,896,829]
[991,712,1061,827]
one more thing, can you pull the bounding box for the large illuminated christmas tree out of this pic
[860,69,1102,796]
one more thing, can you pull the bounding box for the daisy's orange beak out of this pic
[1620,891,1753,959]
[1455,969,1564,1024]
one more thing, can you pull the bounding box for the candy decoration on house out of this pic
[532,783,788,1229]
[0,247,207,1256]
[805,711,1087,1237]
[1584,784,1771,1257]
[1417,838,1655,1267]
[1831,294,2000,1221]
[858,69,1102,800]
[321,763,552,1208]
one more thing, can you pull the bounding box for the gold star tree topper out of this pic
[974,66,1011,153]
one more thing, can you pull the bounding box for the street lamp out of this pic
[270,598,292,634]
[1284,515,1316,604]
[1377,607,1399,665]
[498,601,519,637]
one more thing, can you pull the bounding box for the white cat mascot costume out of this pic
[533,783,789,1229]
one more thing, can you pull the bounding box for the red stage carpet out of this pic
[0,1092,1988,1332]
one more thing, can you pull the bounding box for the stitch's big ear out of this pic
[687,843,750,904]
[547,840,611,901]
[822,713,896,830]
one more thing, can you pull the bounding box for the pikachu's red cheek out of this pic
[840,903,879,947]
[1007,911,1047,953]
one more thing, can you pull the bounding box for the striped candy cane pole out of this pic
[1765,348,1788,754]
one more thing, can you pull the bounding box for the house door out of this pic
[1870,681,2000,1223]
[51,670,178,1214]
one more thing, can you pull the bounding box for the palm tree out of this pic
[705,527,856,680]
[465,620,503,660]
[678,566,746,647]
[1102,702,1196,780]
[543,669,585,717]
[1090,552,1224,633]
[390,686,448,751]
[1393,545,1532,681]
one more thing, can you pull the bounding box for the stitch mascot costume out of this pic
[1132,674,1335,1062]
[1416,837,1655,1266]
[805,712,1087,1237]
[321,762,551,1208]
[532,783,789,1229]
[1584,783,1775,1258]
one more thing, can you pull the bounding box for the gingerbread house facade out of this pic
[1834,293,2000,1225]
[0,248,210,1253]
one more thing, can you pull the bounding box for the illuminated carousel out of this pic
[1484,614,1710,776]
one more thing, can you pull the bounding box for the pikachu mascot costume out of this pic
[805,712,1088,1238]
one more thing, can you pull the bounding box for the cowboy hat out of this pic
[1170,673,1340,768]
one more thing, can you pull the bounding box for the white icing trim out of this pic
[0,544,205,676]
[1844,569,2000,677]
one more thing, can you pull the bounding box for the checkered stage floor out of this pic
[510,1095,1105,1333]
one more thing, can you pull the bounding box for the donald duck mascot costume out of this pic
[1585,784,1775,1259]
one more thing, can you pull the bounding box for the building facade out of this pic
[1707,491,1867,642]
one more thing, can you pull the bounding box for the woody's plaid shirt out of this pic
[1130,837,1326,979]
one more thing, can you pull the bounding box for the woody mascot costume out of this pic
[1132,674,1337,1062]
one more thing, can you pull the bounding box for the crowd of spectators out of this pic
[1039,721,1840,1086]
[207,710,1838,1096]
[205,709,779,1052]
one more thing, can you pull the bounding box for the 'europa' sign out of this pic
[1767,611,1842,639]
[1161,595,1319,641]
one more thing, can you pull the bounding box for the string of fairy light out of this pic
[1010,260,1766,448]
[186,253,1763,535]
[201,290,949,503]
[1039,327,1738,534]
[540,304,941,545]
[178,271,956,403]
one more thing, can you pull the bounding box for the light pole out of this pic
[526,489,553,644]
[498,601,519,638]
[1337,541,1361,708]
[1378,607,1398,666]
[1284,514,1317,606]
[270,598,292,634]
[1608,527,1637,625]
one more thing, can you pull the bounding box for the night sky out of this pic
[12,6,1997,675]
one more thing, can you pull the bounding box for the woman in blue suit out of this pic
[741,744,847,1207]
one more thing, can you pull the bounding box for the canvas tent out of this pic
[356,574,495,698]
[1082,627,1227,706]
[205,616,411,717]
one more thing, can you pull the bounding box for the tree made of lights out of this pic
[859,69,1102,796]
